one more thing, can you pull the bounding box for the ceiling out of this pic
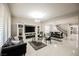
[8,3,79,22]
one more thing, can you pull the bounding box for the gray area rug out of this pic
[29,41,47,50]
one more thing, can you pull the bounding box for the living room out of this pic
[0,3,79,56]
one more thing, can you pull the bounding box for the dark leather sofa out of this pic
[50,32,63,38]
[1,43,27,56]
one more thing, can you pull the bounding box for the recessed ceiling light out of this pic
[29,11,45,19]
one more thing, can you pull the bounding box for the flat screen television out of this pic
[25,25,35,33]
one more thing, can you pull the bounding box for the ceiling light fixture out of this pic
[29,11,45,19]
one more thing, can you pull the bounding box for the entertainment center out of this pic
[17,24,40,40]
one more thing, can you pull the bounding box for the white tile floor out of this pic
[25,37,79,56]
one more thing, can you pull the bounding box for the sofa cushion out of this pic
[11,40,20,44]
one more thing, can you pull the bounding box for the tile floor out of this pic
[25,37,79,56]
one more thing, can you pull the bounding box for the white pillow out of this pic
[14,36,19,41]
[11,40,20,44]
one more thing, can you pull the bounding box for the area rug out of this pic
[29,41,47,50]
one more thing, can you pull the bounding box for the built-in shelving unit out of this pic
[17,24,24,40]
[17,24,38,40]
